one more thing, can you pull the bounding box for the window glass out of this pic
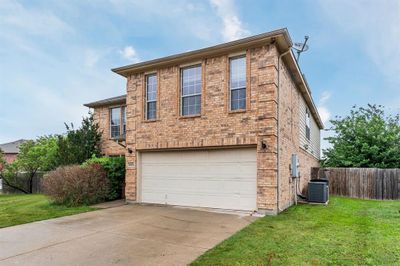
[146,74,157,120]
[230,56,246,110]
[110,107,121,138]
[231,88,246,110]
[122,107,126,136]
[306,108,311,140]
[181,65,201,116]
[147,101,157,120]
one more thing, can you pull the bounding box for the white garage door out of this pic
[140,148,257,211]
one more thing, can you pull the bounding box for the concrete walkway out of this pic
[0,204,256,266]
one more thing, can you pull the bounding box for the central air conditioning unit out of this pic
[308,179,329,204]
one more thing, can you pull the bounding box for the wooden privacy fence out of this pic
[311,167,400,200]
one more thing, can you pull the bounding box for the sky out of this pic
[0,0,399,152]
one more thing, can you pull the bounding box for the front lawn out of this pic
[192,197,400,265]
[0,194,95,228]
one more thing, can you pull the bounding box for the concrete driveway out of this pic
[0,204,255,266]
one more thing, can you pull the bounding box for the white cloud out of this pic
[317,91,331,125]
[119,46,140,62]
[108,0,215,41]
[318,0,400,85]
[319,91,331,105]
[0,0,73,37]
[318,107,331,125]
[317,91,333,157]
[0,1,250,143]
[209,0,250,41]
[84,49,101,68]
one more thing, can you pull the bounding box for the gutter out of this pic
[277,48,292,213]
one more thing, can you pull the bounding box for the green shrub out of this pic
[56,113,102,166]
[43,164,108,206]
[83,156,125,200]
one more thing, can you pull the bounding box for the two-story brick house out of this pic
[85,28,323,214]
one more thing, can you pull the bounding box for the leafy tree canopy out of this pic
[0,136,58,193]
[0,113,101,193]
[323,104,400,168]
[56,113,102,165]
[16,136,59,172]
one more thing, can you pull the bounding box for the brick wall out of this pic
[93,106,126,156]
[278,59,320,210]
[125,44,281,212]
[120,43,320,213]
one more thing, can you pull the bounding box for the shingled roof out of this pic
[0,139,28,154]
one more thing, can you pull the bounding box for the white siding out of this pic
[299,97,320,159]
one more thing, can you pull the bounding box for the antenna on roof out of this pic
[292,36,309,62]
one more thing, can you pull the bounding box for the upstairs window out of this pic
[305,108,311,140]
[122,106,126,138]
[110,107,126,139]
[145,74,157,120]
[229,56,246,111]
[181,65,201,116]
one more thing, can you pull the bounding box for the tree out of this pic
[56,113,102,165]
[322,104,400,168]
[0,136,58,193]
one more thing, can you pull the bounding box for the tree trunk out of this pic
[0,174,29,194]
[28,170,37,194]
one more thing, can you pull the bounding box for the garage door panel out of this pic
[142,151,208,164]
[142,163,255,179]
[143,192,255,211]
[140,148,257,211]
[142,179,255,195]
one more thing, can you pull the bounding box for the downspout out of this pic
[277,48,292,213]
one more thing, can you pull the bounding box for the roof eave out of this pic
[83,95,127,108]
[283,51,324,129]
[112,28,292,77]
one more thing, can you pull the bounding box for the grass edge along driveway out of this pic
[0,194,95,228]
[192,197,400,266]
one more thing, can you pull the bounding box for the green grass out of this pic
[0,194,95,228]
[192,197,400,266]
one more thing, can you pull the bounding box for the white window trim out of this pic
[229,55,246,111]
[228,50,246,58]
[144,70,157,75]
[180,64,202,116]
[145,74,157,120]
[179,60,202,68]
[109,106,126,139]
[305,107,311,141]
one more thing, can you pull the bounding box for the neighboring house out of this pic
[85,28,323,214]
[0,139,27,165]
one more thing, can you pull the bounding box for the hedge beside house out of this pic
[43,164,108,206]
[83,156,125,201]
